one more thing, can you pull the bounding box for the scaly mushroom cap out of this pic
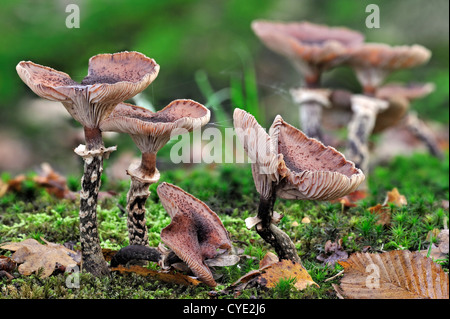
[233,108,364,200]
[233,108,287,199]
[100,99,210,181]
[270,116,365,200]
[347,43,431,93]
[373,83,435,133]
[251,20,364,82]
[16,51,159,128]
[157,182,232,287]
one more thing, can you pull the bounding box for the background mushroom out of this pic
[234,108,364,263]
[251,20,364,140]
[344,43,432,184]
[16,51,159,276]
[99,100,210,246]
[157,182,232,287]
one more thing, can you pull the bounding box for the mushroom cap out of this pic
[157,182,232,287]
[233,108,364,200]
[270,115,365,200]
[251,20,364,79]
[347,43,431,90]
[99,99,210,154]
[375,82,435,101]
[16,51,160,128]
[233,108,287,199]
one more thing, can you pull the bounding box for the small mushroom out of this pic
[16,51,159,276]
[252,20,364,140]
[99,100,210,246]
[234,108,364,263]
[157,182,232,287]
[347,43,431,96]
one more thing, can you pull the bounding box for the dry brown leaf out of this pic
[111,265,201,286]
[33,163,76,200]
[369,204,392,226]
[317,239,348,266]
[0,238,79,278]
[259,252,279,269]
[331,190,368,207]
[0,256,17,272]
[383,188,407,206]
[335,250,449,299]
[257,260,319,291]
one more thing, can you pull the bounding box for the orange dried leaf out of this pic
[258,260,319,291]
[369,204,391,226]
[335,250,449,299]
[383,188,407,206]
[111,265,201,286]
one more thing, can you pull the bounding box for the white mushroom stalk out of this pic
[345,95,389,188]
[99,100,210,246]
[16,51,159,276]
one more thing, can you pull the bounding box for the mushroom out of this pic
[16,51,159,275]
[344,44,432,182]
[234,108,364,263]
[251,20,364,140]
[374,83,442,158]
[157,182,232,287]
[99,99,210,246]
[347,43,431,96]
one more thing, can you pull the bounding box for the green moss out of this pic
[0,151,448,299]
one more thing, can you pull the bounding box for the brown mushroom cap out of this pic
[347,43,431,92]
[16,51,159,128]
[233,108,286,199]
[375,82,435,101]
[100,99,210,148]
[372,83,435,133]
[251,20,364,81]
[233,108,364,200]
[100,99,210,181]
[157,182,232,287]
[270,115,365,200]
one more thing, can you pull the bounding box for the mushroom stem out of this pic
[78,148,109,276]
[298,101,324,140]
[256,192,301,264]
[345,96,388,188]
[126,177,151,246]
[76,127,116,276]
[290,88,330,140]
[404,112,443,159]
[125,152,160,246]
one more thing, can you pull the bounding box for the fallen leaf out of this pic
[0,174,26,197]
[33,163,76,200]
[0,256,16,272]
[257,260,319,291]
[317,239,349,266]
[334,250,449,299]
[368,188,407,226]
[382,188,407,206]
[259,252,279,269]
[369,204,392,226]
[111,265,201,286]
[331,190,368,207]
[0,238,79,278]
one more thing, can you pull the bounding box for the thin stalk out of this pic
[255,190,301,264]
[78,126,110,276]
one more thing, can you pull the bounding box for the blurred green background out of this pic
[0,0,448,176]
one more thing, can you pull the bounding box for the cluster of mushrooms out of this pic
[14,20,440,288]
[252,20,442,189]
